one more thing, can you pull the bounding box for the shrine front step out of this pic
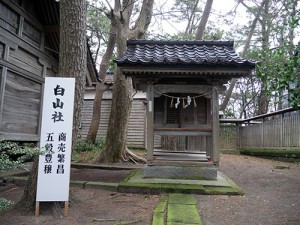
[142,165,217,180]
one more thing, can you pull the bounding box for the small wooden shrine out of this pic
[116,40,256,180]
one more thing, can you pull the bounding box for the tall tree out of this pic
[256,0,270,114]
[14,0,87,212]
[85,2,116,143]
[95,0,154,163]
[86,1,111,64]
[222,0,300,116]
[257,0,300,109]
[220,0,266,113]
[86,23,117,143]
[162,0,221,41]
[195,0,213,39]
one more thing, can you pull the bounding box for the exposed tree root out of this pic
[94,146,146,164]
[124,147,146,164]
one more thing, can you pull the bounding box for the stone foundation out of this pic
[142,165,217,180]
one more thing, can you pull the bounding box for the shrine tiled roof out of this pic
[115,40,256,68]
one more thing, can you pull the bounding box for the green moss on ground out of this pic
[152,194,202,225]
[167,204,201,224]
[152,196,167,225]
[240,149,300,159]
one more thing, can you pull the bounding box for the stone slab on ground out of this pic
[119,169,243,195]
[133,170,231,187]
[168,193,197,205]
[152,194,202,225]
[143,165,217,180]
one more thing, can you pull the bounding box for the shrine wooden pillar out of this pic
[146,83,154,162]
[211,84,220,164]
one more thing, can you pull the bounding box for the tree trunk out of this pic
[219,0,266,112]
[86,83,106,142]
[195,0,214,39]
[95,0,154,163]
[86,24,117,143]
[59,0,87,145]
[257,0,270,115]
[184,0,200,36]
[14,157,39,213]
[96,9,132,162]
[96,69,133,162]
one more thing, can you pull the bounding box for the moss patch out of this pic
[121,169,140,182]
[274,165,290,169]
[221,149,241,155]
[85,181,118,191]
[152,194,202,225]
[167,204,201,224]
[168,193,197,205]
[152,212,165,225]
[154,196,167,213]
[203,178,244,195]
[240,149,300,159]
[152,195,168,225]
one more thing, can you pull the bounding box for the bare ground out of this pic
[1,154,300,225]
[198,155,300,225]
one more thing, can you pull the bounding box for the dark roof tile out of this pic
[116,40,256,68]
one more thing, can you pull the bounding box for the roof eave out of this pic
[120,66,254,78]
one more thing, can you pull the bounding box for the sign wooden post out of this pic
[36,77,75,216]
[35,202,39,216]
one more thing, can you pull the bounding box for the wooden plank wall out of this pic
[0,0,58,141]
[80,99,146,148]
[2,70,41,134]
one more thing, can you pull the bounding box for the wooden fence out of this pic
[241,113,300,148]
[220,124,239,150]
[220,109,300,150]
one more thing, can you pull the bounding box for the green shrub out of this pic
[74,139,93,152]
[0,141,39,171]
[74,138,105,152]
[0,198,14,211]
[72,138,105,162]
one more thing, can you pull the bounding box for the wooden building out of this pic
[116,40,256,180]
[81,78,147,148]
[0,0,97,142]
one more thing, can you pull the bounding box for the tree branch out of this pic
[131,0,155,39]
[104,0,113,11]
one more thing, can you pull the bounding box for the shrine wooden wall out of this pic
[0,0,58,141]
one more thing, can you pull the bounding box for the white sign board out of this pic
[36,77,75,202]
